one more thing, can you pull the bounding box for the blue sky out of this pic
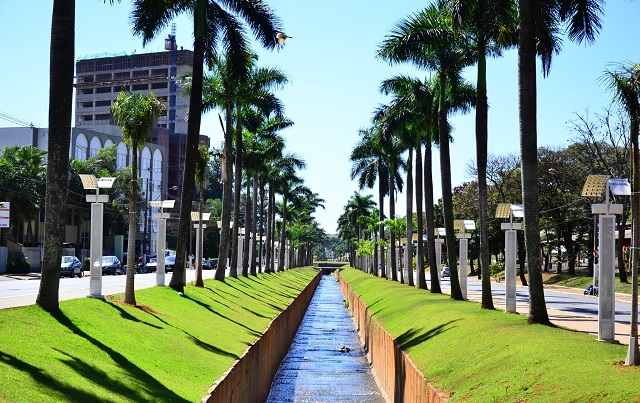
[1,1,639,233]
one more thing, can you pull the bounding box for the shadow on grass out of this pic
[49,310,189,402]
[101,300,163,330]
[0,351,104,402]
[396,320,460,350]
[182,294,261,337]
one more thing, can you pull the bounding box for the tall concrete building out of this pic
[75,49,194,133]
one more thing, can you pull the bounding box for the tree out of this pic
[378,2,475,297]
[36,0,75,311]
[111,91,165,305]
[518,0,605,324]
[132,0,283,292]
[448,0,518,309]
[194,141,211,287]
[350,125,391,277]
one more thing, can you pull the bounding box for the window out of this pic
[151,82,168,90]
[96,87,111,94]
[95,100,111,107]
[80,102,93,108]
[132,83,148,91]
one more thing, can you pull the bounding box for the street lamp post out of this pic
[79,174,116,299]
[191,211,210,282]
[455,220,476,300]
[435,227,445,277]
[496,203,523,313]
[151,199,175,286]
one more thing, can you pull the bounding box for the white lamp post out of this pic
[150,199,175,286]
[496,203,523,313]
[435,227,446,277]
[455,220,476,300]
[582,175,630,342]
[191,211,210,282]
[79,174,116,299]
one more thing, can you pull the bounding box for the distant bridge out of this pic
[314,262,346,275]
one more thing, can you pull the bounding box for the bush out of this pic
[7,251,31,274]
[489,261,504,281]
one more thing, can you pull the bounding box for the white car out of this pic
[440,266,450,278]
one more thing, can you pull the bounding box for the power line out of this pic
[0,109,42,129]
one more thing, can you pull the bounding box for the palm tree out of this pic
[111,91,165,305]
[230,62,288,277]
[378,2,475,297]
[35,0,75,311]
[350,125,391,277]
[344,192,376,270]
[131,0,283,292]
[518,0,605,324]
[602,62,640,365]
[447,0,518,309]
[194,141,211,287]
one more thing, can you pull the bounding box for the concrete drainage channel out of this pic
[266,274,385,402]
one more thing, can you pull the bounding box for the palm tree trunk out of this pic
[259,184,266,273]
[124,150,138,305]
[270,189,277,272]
[518,0,550,324]
[230,104,243,277]
[265,185,273,273]
[243,180,251,276]
[378,178,385,278]
[215,101,234,281]
[416,138,427,289]
[476,39,494,309]
[172,0,206,291]
[278,199,287,271]
[438,73,462,300]
[195,186,204,287]
[251,177,259,275]
[424,137,441,293]
[389,170,397,282]
[405,148,415,286]
[36,0,75,311]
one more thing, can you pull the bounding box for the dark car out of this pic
[60,256,83,278]
[211,259,218,270]
[101,256,123,275]
[584,284,599,296]
[165,255,176,272]
[202,259,213,270]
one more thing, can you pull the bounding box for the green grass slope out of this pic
[340,268,640,402]
[0,268,318,402]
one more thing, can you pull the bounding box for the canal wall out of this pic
[339,272,446,403]
[202,270,322,403]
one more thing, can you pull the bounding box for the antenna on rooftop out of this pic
[165,23,177,138]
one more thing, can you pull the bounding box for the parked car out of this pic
[101,256,123,275]
[440,266,450,278]
[211,259,218,270]
[145,257,158,272]
[584,284,599,296]
[60,256,83,278]
[165,255,176,272]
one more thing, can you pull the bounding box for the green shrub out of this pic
[489,261,504,281]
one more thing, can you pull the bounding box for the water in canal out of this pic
[266,274,385,402]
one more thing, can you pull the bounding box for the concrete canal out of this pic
[266,274,385,402]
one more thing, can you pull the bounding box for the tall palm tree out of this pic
[131,0,283,292]
[111,91,165,305]
[602,62,640,365]
[36,0,75,311]
[230,62,288,277]
[194,141,211,287]
[378,2,474,297]
[518,0,604,324]
[350,126,391,277]
[447,0,518,309]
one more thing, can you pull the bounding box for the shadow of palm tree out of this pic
[101,300,163,330]
[396,320,460,350]
[182,295,261,337]
[49,310,189,402]
[0,351,104,402]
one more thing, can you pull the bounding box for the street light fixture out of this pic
[150,199,175,286]
[454,219,476,300]
[79,174,116,298]
[496,203,523,313]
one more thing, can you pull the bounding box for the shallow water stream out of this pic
[266,274,385,402]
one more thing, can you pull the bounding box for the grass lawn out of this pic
[0,268,318,402]
[543,271,639,295]
[340,268,640,402]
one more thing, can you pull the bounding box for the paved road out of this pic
[437,275,636,345]
[0,269,218,309]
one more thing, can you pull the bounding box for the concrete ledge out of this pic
[339,272,446,403]
[202,270,322,403]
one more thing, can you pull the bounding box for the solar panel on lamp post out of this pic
[79,174,116,299]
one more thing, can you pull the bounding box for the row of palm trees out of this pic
[37,0,327,311]
[345,0,612,328]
